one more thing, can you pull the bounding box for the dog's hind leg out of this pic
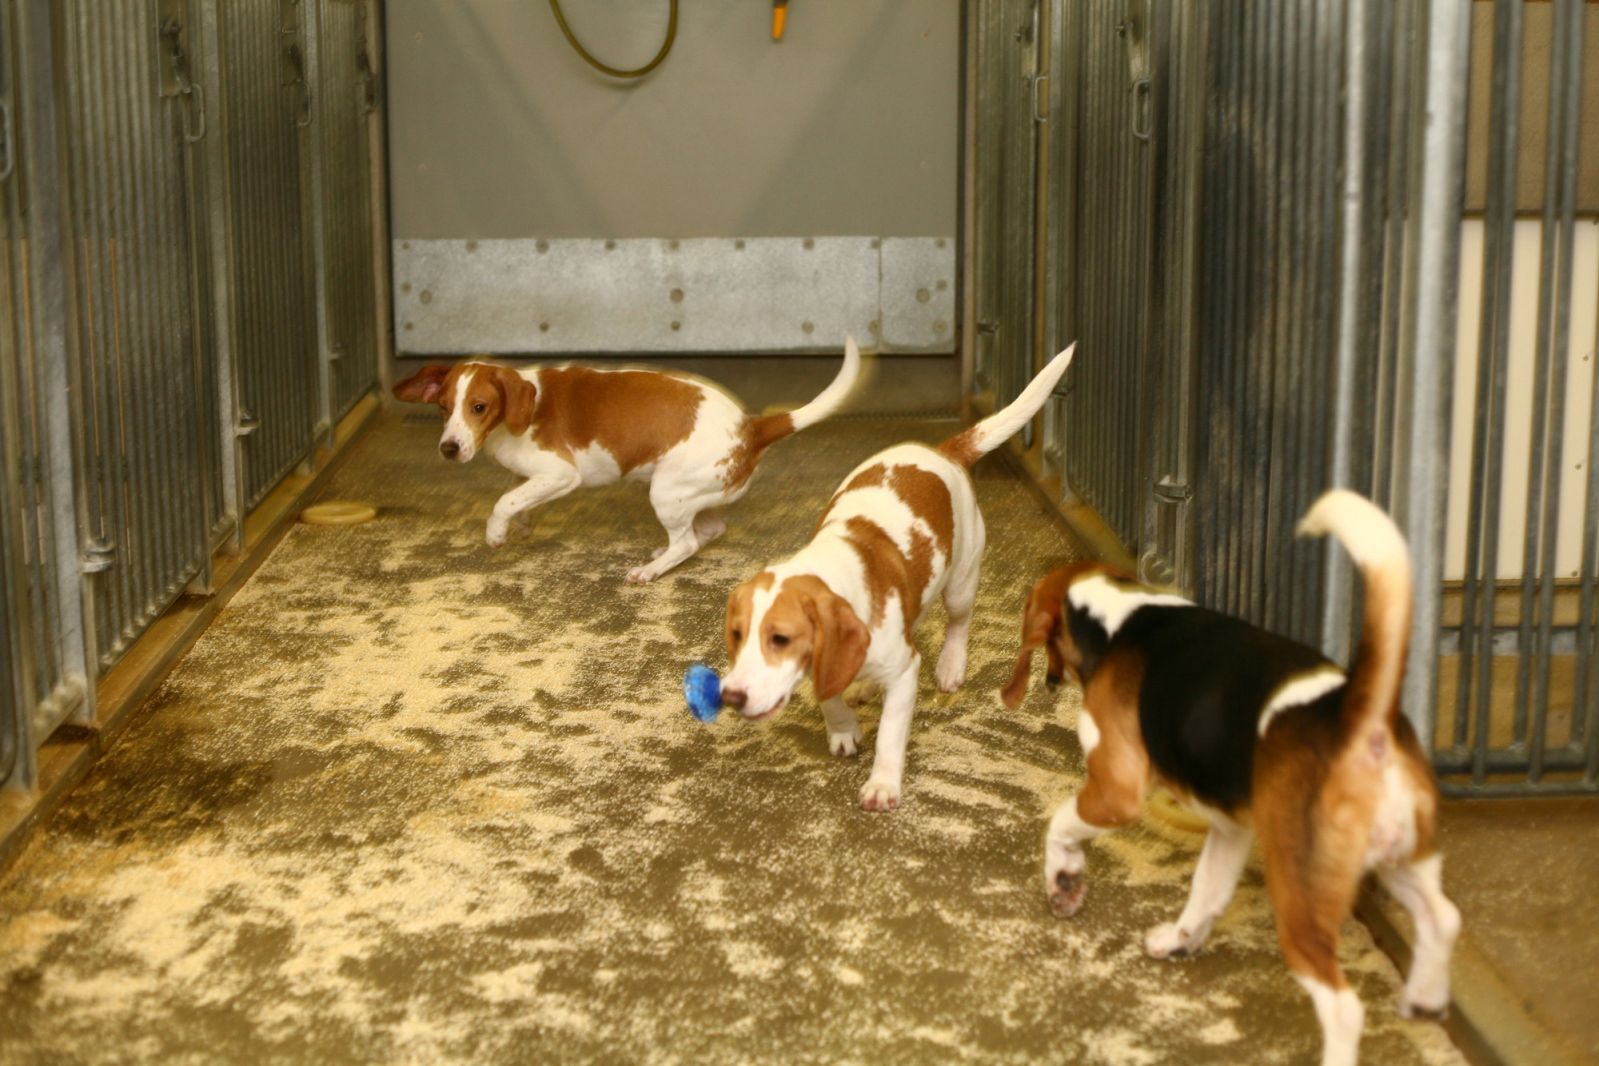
[1377,853,1459,1019]
[1145,817,1253,958]
[1265,841,1366,1066]
[936,514,984,693]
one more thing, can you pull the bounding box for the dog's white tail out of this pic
[937,344,1075,467]
[743,334,863,450]
[1297,490,1413,738]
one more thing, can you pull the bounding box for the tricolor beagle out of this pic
[392,340,861,583]
[1002,491,1458,1066]
[720,345,1074,810]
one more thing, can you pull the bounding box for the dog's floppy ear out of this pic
[806,588,870,702]
[393,363,452,405]
[489,366,537,436]
[726,579,756,662]
[1000,568,1073,709]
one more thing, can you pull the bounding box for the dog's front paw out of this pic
[828,730,862,757]
[935,644,967,693]
[485,515,509,548]
[859,776,901,812]
[625,565,657,584]
[1045,853,1087,917]
[1144,920,1210,960]
[1399,978,1451,1022]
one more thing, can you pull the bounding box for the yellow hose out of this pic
[548,0,678,79]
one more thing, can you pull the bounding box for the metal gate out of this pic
[974,0,1472,769]
[57,0,221,669]
[1439,0,1599,795]
[2,0,99,787]
[311,0,379,426]
[972,0,1042,422]
[206,0,319,516]
[2,0,383,791]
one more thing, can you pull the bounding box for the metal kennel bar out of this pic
[1438,0,1599,795]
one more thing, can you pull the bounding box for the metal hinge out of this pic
[158,11,206,142]
[80,536,115,574]
[358,51,378,115]
[1153,476,1191,505]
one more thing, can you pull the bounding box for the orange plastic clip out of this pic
[772,1,788,41]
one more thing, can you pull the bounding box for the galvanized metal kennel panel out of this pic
[981,0,1471,760]
[0,0,382,789]
[311,0,379,424]
[1,0,97,788]
[211,0,319,512]
[56,0,220,669]
[972,0,1041,418]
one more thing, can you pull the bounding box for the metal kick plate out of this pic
[391,236,957,355]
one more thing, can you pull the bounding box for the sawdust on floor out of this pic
[0,415,1464,1065]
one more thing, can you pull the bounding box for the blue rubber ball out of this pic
[684,664,722,723]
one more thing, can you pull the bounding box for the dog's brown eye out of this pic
[731,628,743,644]
[472,402,487,414]
[769,633,790,649]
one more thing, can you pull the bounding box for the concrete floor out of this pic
[0,414,1464,1064]
[1436,797,1599,1061]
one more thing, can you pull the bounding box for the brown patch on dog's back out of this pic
[531,367,703,471]
[887,464,955,555]
[816,463,889,532]
[840,516,935,641]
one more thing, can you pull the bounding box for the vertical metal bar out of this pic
[1462,0,1522,782]
[1526,0,1584,780]
[1393,0,1469,742]
[1582,267,1599,781]
[306,0,334,446]
[197,0,243,551]
[16,0,95,720]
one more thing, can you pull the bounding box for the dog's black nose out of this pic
[722,688,747,711]
[440,440,460,460]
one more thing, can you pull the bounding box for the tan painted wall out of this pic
[386,0,960,240]
[1465,1,1599,213]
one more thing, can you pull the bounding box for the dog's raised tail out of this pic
[938,344,1075,467]
[742,334,863,451]
[1297,490,1413,739]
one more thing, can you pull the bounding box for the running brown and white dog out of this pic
[392,339,860,583]
[1001,490,1458,1066]
[719,345,1074,810]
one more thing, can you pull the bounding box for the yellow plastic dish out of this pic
[300,501,377,526]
